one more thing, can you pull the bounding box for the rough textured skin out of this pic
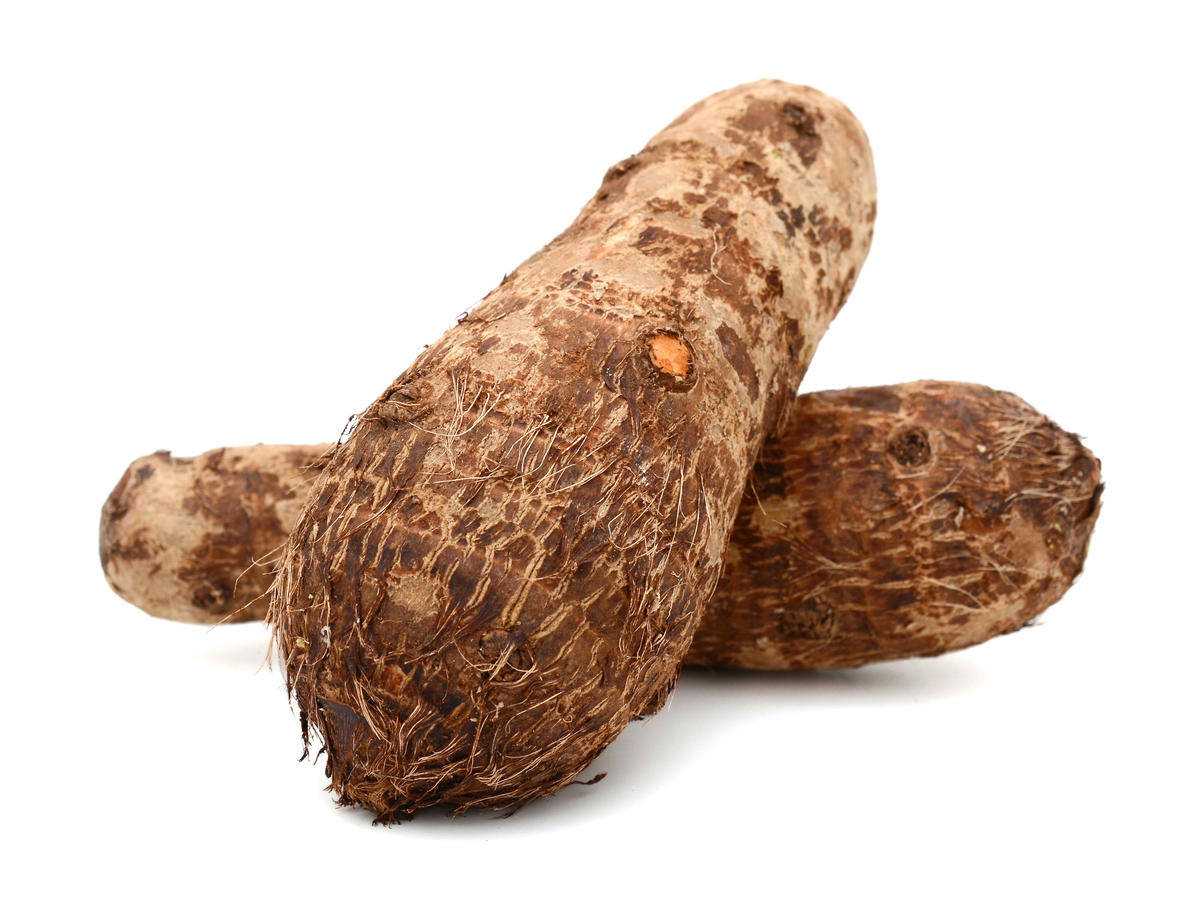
[99,445,328,623]
[690,381,1102,668]
[269,81,876,818]
[99,384,1101,665]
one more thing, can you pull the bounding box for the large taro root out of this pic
[100,383,1101,673]
[269,80,877,818]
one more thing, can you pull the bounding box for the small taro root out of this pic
[99,383,1101,667]
[99,445,327,623]
[269,80,876,818]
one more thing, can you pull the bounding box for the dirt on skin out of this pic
[268,80,877,819]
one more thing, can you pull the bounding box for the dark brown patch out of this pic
[176,463,294,614]
[1068,455,1094,481]
[700,205,737,229]
[559,269,596,290]
[729,158,786,210]
[782,102,824,167]
[105,534,154,564]
[750,459,787,499]
[807,206,854,250]
[601,156,639,184]
[778,598,836,639]
[101,467,136,525]
[635,226,672,257]
[763,266,784,301]
[886,592,920,611]
[837,386,902,413]
[1080,483,1103,522]
[317,696,367,768]
[715,322,759,401]
[730,98,825,167]
[646,197,684,215]
[775,204,808,239]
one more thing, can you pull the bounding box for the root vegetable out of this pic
[273,80,877,818]
[100,383,1101,669]
[689,381,1102,669]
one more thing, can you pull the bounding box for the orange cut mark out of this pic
[648,333,692,378]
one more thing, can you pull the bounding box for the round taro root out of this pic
[99,383,1101,668]
[100,445,328,623]
[270,80,876,818]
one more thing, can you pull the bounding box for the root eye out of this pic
[1068,455,1095,481]
[888,427,932,467]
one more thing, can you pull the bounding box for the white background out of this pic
[2,2,1196,897]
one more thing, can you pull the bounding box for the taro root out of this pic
[687,381,1102,668]
[268,80,876,818]
[100,444,327,623]
[99,383,1101,668]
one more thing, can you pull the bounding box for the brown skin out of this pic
[269,80,877,818]
[101,383,1101,672]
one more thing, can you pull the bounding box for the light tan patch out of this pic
[389,573,443,619]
